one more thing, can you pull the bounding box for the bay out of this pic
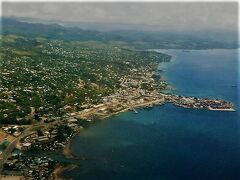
[62,49,240,180]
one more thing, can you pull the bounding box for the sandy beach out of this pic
[52,164,78,180]
[62,141,73,159]
[51,164,66,180]
[0,176,24,180]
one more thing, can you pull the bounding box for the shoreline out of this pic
[62,141,73,159]
[58,98,166,178]
[52,164,65,180]
[52,164,78,180]
[0,176,24,180]
[95,99,166,121]
[58,94,236,178]
[7,57,235,179]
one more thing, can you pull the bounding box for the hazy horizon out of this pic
[2,2,238,32]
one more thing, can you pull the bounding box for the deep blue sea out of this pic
[61,49,240,180]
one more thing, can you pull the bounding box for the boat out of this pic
[145,105,153,109]
[133,109,138,114]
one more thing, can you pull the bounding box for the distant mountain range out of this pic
[1,17,238,49]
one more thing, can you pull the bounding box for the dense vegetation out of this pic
[0,33,170,124]
[2,18,236,125]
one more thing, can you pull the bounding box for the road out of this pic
[0,121,58,174]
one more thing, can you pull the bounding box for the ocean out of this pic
[61,49,240,180]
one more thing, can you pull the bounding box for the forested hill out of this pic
[1,18,238,49]
[1,18,104,41]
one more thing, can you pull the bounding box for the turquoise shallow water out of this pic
[62,49,239,180]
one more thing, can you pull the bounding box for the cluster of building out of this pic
[19,128,58,151]
[0,37,235,179]
[1,76,235,179]
[3,152,56,179]
[19,118,80,151]
[165,95,235,111]
[74,65,235,121]
[76,68,167,120]
[0,117,83,178]
[1,35,171,127]
[1,125,26,137]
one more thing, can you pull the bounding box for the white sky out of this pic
[2,1,238,31]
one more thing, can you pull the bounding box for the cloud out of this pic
[2,2,238,31]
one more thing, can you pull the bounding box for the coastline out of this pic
[58,98,166,178]
[58,93,236,178]
[98,98,166,120]
[52,164,65,180]
[52,164,78,180]
[46,47,235,179]
[6,48,235,179]
[0,176,24,180]
[62,141,73,159]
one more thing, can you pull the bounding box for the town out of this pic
[0,61,235,179]
[0,34,235,179]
